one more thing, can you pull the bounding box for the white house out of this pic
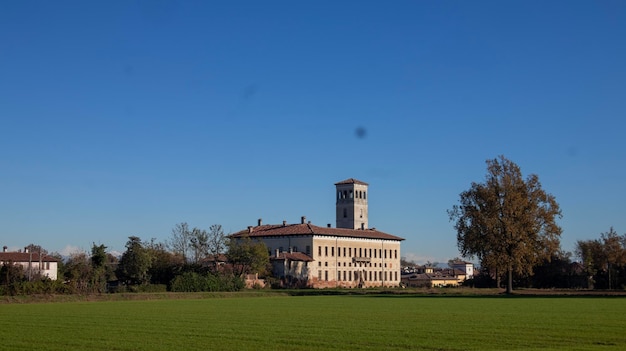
[0,246,59,281]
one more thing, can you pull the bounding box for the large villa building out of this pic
[231,178,404,288]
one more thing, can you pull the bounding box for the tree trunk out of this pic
[506,266,513,294]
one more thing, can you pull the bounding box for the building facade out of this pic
[0,246,59,281]
[231,179,404,288]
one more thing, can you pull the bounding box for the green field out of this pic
[1,294,625,350]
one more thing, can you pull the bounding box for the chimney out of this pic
[3,246,6,252]
[247,226,253,234]
[258,218,262,226]
[361,223,365,230]
[301,216,306,224]
[283,220,287,226]
[275,249,280,257]
[25,248,29,253]
[327,223,331,228]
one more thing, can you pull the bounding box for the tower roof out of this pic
[335,178,369,186]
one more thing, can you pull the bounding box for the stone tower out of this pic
[335,178,369,230]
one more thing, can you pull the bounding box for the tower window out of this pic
[349,190,353,198]
[363,192,366,200]
[343,190,347,198]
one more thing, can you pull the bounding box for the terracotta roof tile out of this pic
[231,223,403,241]
[0,252,58,262]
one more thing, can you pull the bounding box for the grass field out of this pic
[1,294,625,350]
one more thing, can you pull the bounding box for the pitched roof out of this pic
[0,252,58,263]
[231,222,404,241]
[334,178,369,186]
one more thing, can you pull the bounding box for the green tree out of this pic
[90,243,109,292]
[117,236,152,286]
[226,235,270,277]
[576,238,604,289]
[64,251,93,293]
[448,156,562,294]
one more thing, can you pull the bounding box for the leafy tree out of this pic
[117,236,152,286]
[601,227,626,290]
[145,239,185,286]
[1,262,25,285]
[576,238,604,289]
[448,155,562,294]
[90,243,110,292]
[64,251,93,293]
[226,235,270,277]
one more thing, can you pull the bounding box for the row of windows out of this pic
[318,246,398,259]
[318,270,399,282]
[337,189,366,200]
[319,261,387,268]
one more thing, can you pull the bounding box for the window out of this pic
[369,271,372,281]
[374,249,377,258]
[384,250,387,259]
[318,246,322,256]
[325,271,328,281]
[318,270,322,280]
[369,248,372,257]
[394,250,397,259]
[343,247,346,257]
[385,272,388,281]
[293,246,298,252]
[325,262,328,267]
[359,248,362,257]
[325,246,328,256]
[360,209,363,218]
[331,247,334,257]
[318,261,321,266]
[348,271,352,281]
[363,191,366,199]
[349,248,352,256]
[349,190,353,198]
[394,272,398,281]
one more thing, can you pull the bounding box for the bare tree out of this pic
[168,222,192,262]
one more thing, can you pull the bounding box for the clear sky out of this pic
[1,1,625,263]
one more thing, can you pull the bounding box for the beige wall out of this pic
[258,235,402,288]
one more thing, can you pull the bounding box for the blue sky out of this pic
[1,1,625,263]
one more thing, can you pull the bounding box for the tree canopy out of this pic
[448,155,562,293]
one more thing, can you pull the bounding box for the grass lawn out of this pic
[1,294,625,350]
